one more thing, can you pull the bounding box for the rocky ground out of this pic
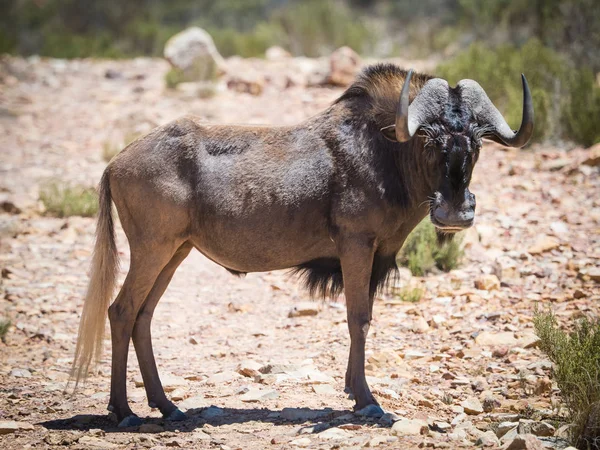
[0,55,599,450]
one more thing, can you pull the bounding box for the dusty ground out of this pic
[0,56,599,450]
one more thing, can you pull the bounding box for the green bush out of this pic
[210,22,283,58]
[272,0,374,57]
[0,318,10,341]
[39,182,98,218]
[393,286,424,303]
[397,219,464,276]
[534,310,600,449]
[437,39,600,146]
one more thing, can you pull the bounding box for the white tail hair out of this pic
[70,170,119,388]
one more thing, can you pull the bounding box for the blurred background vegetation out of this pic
[1,0,599,146]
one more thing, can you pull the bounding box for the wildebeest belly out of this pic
[189,204,336,272]
[189,148,337,272]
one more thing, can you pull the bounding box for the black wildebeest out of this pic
[71,64,533,426]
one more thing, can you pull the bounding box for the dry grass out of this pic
[39,182,98,218]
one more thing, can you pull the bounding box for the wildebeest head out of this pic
[381,70,534,233]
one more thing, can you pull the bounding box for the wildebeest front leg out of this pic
[338,235,383,417]
[345,294,375,400]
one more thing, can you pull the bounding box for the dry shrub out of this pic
[534,310,600,449]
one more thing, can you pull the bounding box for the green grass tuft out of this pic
[397,219,464,276]
[0,318,11,341]
[39,182,98,218]
[534,309,600,448]
[393,286,424,303]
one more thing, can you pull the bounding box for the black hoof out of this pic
[164,408,187,421]
[118,415,143,427]
[354,404,385,418]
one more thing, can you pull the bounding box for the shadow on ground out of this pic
[40,406,377,433]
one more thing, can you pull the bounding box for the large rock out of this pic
[164,27,226,82]
[328,46,361,86]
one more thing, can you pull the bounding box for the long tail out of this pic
[70,169,119,388]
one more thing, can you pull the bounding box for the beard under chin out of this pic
[436,228,456,246]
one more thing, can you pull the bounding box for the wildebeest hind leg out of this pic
[107,241,181,427]
[132,242,192,421]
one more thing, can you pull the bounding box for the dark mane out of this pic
[335,63,433,129]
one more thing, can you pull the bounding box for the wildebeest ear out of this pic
[380,125,398,142]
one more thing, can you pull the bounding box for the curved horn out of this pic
[393,69,414,142]
[390,70,450,143]
[458,74,534,147]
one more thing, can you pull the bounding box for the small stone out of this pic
[403,350,427,359]
[179,395,207,411]
[0,421,22,434]
[160,374,187,392]
[312,384,336,395]
[496,422,518,438]
[533,377,552,395]
[236,360,262,378]
[170,388,186,402]
[433,421,452,432]
[474,274,500,291]
[281,407,330,422]
[379,412,401,427]
[290,437,311,447]
[288,302,320,317]
[191,430,211,440]
[527,236,560,255]
[10,368,32,378]
[481,394,500,413]
[461,397,483,415]
[492,346,509,358]
[367,435,398,447]
[530,422,555,437]
[138,424,164,433]
[239,387,279,402]
[391,418,428,436]
[306,370,335,384]
[476,430,500,447]
[259,363,302,374]
[475,331,517,347]
[207,371,241,384]
[77,436,118,448]
[412,316,430,333]
[503,434,544,450]
[518,334,541,349]
[200,406,225,419]
[317,426,352,440]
